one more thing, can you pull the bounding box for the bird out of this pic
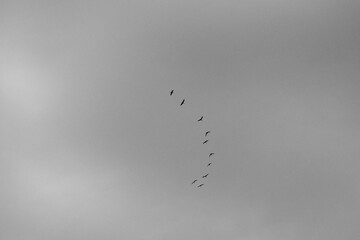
[202,174,209,178]
[209,153,214,157]
[180,99,185,106]
[197,184,204,187]
[203,140,209,144]
[205,131,210,136]
[191,179,198,184]
[170,89,174,95]
[207,163,212,167]
[197,116,203,122]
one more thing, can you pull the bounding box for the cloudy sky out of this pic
[1,0,360,239]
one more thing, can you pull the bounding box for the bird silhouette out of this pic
[202,174,209,178]
[191,179,198,184]
[170,89,174,95]
[207,163,212,167]
[203,140,209,144]
[205,131,210,136]
[209,153,214,157]
[197,116,203,122]
[180,99,185,106]
[197,184,204,187]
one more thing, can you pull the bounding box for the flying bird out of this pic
[205,131,210,136]
[202,174,209,178]
[197,184,204,187]
[191,179,198,184]
[170,89,174,95]
[197,116,203,122]
[207,163,212,167]
[209,153,214,157]
[180,99,185,106]
[203,140,209,144]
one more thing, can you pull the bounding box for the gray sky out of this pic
[1,0,360,239]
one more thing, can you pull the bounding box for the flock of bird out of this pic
[170,89,215,188]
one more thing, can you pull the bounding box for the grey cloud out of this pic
[1,0,360,239]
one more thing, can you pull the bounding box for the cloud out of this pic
[1,0,360,239]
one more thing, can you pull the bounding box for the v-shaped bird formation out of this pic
[170,89,215,188]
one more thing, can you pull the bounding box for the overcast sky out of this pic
[1,0,360,239]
